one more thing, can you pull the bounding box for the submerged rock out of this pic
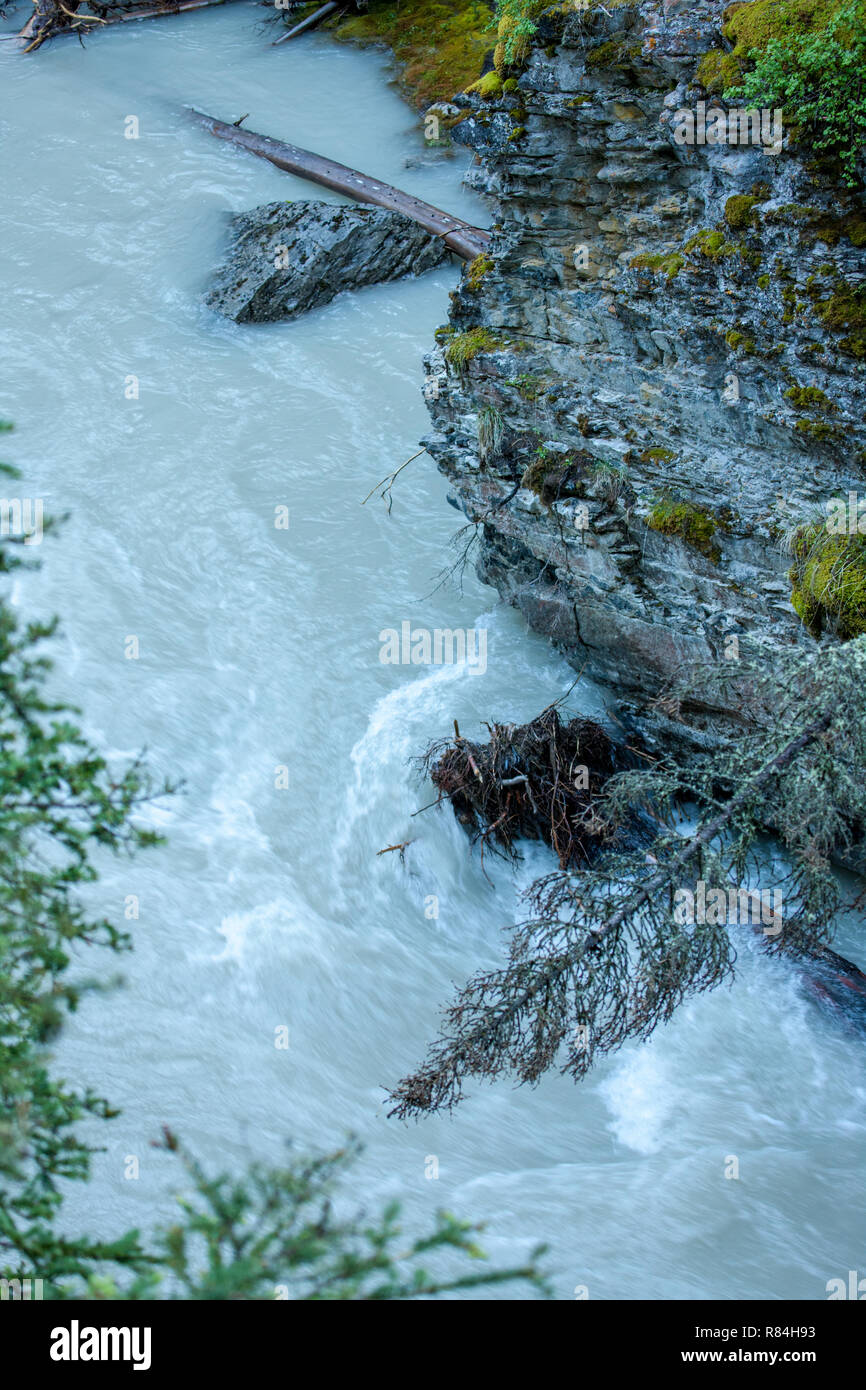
[205,199,449,322]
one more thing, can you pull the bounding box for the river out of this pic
[1,4,863,1299]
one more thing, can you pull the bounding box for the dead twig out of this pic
[361,449,426,512]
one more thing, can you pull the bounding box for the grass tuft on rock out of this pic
[788,520,866,638]
[445,327,500,368]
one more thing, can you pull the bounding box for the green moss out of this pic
[586,38,622,67]
[639,446,675,463]
[784,384,836,410]
[507,372,546,401]
[757,273,770,289]
[794,418,844,441]
[723,0,856,62]
[468,70,503,99]
[788,521,866,638]
[724,194,760,230]
[502,77,521,93]
[630,251,686,278]
[464,253,494,292]
[646,495,720,561]
[684,229,742,260]
[764,203,821,222]
[765,206,866,247]
[445,327,500,368]
[696,47,743,93]
[586,36,642,70]
[726,330,757,353]
[507,124,526,140]
[814,281,866,357]
[843,212,866,246]
[330,0,492,109]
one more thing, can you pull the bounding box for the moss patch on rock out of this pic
[684,229,743,261]
[722,0,860,65]
[445,327,500,368]
[724,194,760,231]
[647,495,721,560]
[467,69,503,98]
[726,329,757,353]
[807,280,866,357]
[784,384,837,410]
[639,446,676,463]
[696,47,742,93]
[464,253,495,292]
[329,0,492,109]
[630,251,686,278]
[788,520,866,638]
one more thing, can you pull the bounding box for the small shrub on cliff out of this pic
[724,0,866,186]
[492,0,545,70]
[590,460,630,506]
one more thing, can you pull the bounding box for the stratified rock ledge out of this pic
[206,199,450,322]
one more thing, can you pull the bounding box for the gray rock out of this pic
[421,0,866,756]
[205,200,449,322]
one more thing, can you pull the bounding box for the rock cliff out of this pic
[422,0,866,751]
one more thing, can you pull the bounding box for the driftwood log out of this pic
[18,0,247,49]
[272,0,338,45]
[186,107,492,262]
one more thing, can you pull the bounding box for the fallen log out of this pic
[272,0,338,45]
[18,0,247,48]
[185,107,492,262]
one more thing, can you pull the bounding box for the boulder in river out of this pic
[205,199,450,322]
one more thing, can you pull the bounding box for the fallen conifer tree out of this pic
[391,639,866,1118]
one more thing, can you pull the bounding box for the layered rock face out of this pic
[207,200,448,322]
[422,0,866,750]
